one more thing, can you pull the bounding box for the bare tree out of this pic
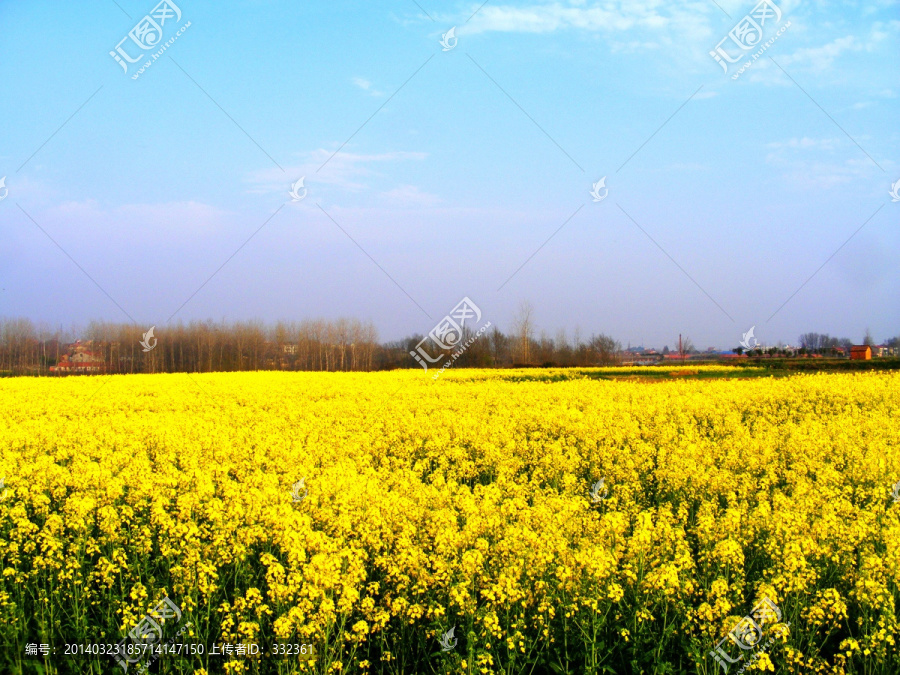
[512,301,535,364]
[799,333,825,352]
[589,333,622,365]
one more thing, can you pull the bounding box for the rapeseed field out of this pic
[0,368,898,674]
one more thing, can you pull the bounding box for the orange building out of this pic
[850,345,872,361]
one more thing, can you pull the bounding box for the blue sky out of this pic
[1,0,898,349]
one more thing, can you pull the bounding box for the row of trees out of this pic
[384,328,623,370]
[0,313,625,376]
[2,314,895,376]
[0,318,380,375]
[733,330,899,357]
[789,331,898,356]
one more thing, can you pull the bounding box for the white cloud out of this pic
[869,19,900,43]
[774,22,899,74]
[457,1,717,47]
[352,77,383,96]
[465,2,662,34]
[246,150,429,197]
[779,35,857,72]
[765,139,892,189]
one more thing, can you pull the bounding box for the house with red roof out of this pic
[50,340,106,373]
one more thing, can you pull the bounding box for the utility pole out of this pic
[679,334,684,364]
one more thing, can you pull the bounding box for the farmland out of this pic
[1,367,899,674]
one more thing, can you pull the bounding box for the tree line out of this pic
[2,315,895,376]
[0,313,625,376]
[734,329,900,356]
[0,318,378,375]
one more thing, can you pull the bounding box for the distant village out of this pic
[619,343,896,367]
